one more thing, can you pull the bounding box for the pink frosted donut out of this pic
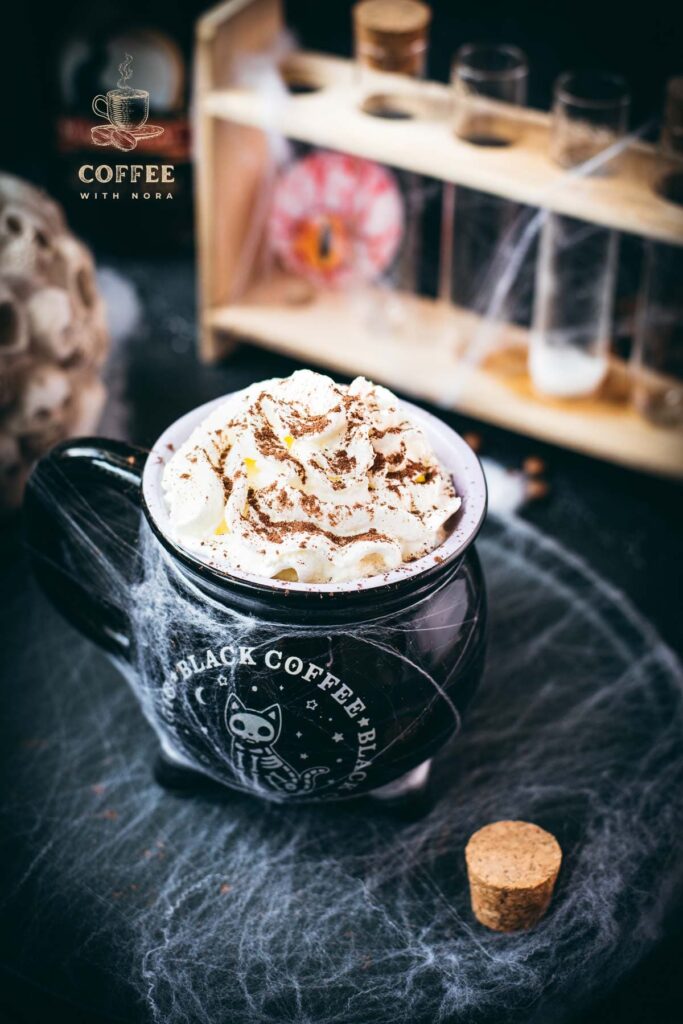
[269,151,404,287]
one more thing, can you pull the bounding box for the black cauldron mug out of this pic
[25,394,488,803]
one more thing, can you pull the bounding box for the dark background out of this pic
[2,0,683,220]
[1,1,682,1023]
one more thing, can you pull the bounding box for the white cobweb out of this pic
[3,507,682,1024]
[1,106,679,1024]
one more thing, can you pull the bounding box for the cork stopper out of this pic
[465,820,562,932]
[353,0,432,77]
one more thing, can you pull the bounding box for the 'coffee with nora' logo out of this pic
[158,644,380,797]
[79,54,174,201]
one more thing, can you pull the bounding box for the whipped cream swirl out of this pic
[162,370,460,584]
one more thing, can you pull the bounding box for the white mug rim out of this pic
[142,388,487,595]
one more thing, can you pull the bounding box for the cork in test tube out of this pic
[353,0,431,84]
[352,1,432,333]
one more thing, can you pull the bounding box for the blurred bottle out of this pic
[52,0,199,255]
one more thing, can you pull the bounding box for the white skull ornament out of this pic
[0,174,110,515]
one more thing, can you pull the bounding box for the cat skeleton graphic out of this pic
[225,693,328,794]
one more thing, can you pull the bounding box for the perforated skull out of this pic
[0,177,63,280]
[0,279,29,356]
[0,173,109,516]
[27,287,75,360]
[53,235,103,319]
[9,362,72,440]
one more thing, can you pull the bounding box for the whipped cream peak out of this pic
[162,370,461,584]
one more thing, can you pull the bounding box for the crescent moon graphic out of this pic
[195,686,206,705]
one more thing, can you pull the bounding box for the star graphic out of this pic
[358,717,370,727]
[295,731,303,739]
[279,685,284,691]
[300,753,308,760]
[332,732,343,743]
[306,700,318,711]
[251,685,258,692]
[217,674,228,686]
[336,758,343,763]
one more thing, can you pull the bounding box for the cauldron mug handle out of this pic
[24,437,148,662]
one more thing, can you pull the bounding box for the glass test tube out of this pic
[451,43,528,146]
[529,71,630,398]
[631,76,683,428]
[441,44,528,321]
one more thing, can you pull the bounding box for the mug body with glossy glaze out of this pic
[26,393,488,802]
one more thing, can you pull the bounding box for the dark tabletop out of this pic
[0,257,681,1024]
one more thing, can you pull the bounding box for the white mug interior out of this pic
[142,389,487,595]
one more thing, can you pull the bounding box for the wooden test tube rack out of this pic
[195,0,683,479]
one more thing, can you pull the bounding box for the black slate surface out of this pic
[0,257,681,1024]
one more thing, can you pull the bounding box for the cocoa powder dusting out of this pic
[172,374,459,583]
[252,400,307,482]
[246,491,390,548]
[371,451,386,474]
[276,488,292,510]
[288,413,332,438]
[327,450,356,475]
[386,459,433,483]
[300,493,322,517]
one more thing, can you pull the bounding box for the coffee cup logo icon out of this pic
[91,54,164,152]
[93,89,150,130]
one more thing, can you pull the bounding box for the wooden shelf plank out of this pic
[208,280,683,479]
[202,53,683,247]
